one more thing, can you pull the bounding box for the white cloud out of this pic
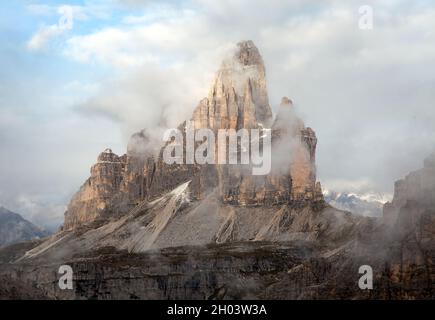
[14,194,66,232]
[27,6,74,50]
[27,24,66,51]
[27,5,89,51]
[64,10,216,67]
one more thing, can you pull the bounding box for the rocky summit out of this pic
[62,40,324,238]
[0,41,433,300]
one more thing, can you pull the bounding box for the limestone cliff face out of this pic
[63,149,126,229]
[383,153,435,236]
[217,96,320,206]
[192,40,272,130]
[190,42,320,206]
[272,97,318,199]
[64,40,323,230]
[380,153,435,295]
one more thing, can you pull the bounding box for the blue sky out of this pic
[0,1,124,229]
[1,0,435,229]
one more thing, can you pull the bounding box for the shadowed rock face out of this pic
[0,207,49,247]
[1,235,433,300]
[383,153,435,231]
[378,154,435,299]
[63,41,323,231]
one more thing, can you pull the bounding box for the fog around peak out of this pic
[1,0,435,229]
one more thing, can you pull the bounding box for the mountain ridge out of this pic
[0,207,49,247]
[324,191,388,217]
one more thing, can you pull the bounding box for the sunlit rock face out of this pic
[218,95,320,206]
[63,41,323,230]
[63,149,127,230]
[191,42,321,206]
[192,40,272,130]
[271,97,318,199]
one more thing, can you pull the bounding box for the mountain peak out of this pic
[0,206,16,217]
[235,40,264,67]
[280,96,293,107]
[0,207,49,246]
[193,40,272,130]
[63,40,322,232]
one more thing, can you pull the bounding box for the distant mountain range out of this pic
[0,207,49,247]
[324,190,391,217]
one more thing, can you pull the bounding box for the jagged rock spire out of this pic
[235,40,264,67]
[64,40,323,230]
[273,96,304,135]
[192,40,273,130]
